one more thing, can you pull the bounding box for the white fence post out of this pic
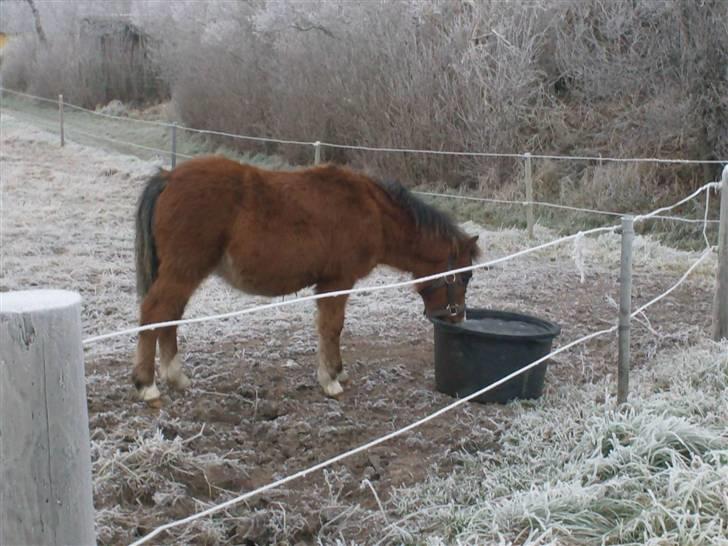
[618,216,634,404]
[713,165,728,341]
[0,290,96,546]
[171,123,177,169]
[58,94,64,147]
[314,141,321,165]
[525,152,534,239]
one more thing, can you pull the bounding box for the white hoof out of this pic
[168,372,191,391]
[337,369,350,384]
[318,366,344,397]
[323,379,344,398]
[138,382,160,402]
[161,355,191,390]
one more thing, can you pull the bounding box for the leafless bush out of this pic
[0,33,34,91]
[0,0,167,107]
[3,0,726,201]
[553,0,728,182]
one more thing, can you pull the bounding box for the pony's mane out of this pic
[375,179,467,245]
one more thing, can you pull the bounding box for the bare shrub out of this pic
[0,34,34,91]
[0,0,168,107]
[553,0,728,182]
[3,0,726,205]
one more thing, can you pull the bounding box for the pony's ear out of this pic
[468,235,479,245]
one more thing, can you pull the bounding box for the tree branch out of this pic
[24,0,48,46]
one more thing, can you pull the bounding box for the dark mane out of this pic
[375,179,466,244]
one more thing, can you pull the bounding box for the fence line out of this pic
[67,125,194,159]
[319,140,727,165]
[128,243,714,546]
[1,87,59,106]
[2,86,726,165]
[1,100,179,159]
[3,88,723,228]
[64,101,175,128]
[176,124,314,147]
[3,88,720,227]
[413,190,720,225]
[81,180,718,345]
[1,87,174,128]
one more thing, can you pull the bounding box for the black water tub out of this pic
[431,308,561,404]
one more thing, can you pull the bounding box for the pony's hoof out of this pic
[146,398,163,410]
[137,382,161,405]
[336,370,350,384]
[168,372,191,391]
[322,379,344,398]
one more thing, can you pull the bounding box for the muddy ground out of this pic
[1,110,717,545]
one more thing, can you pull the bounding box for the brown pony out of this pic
[133,156,480,405]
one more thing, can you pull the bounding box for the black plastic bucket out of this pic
[431,308,561,404]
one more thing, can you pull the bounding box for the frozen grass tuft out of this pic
[387,339,728,545]
[90,423,248,544]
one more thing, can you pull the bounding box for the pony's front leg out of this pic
[315,291,350,398]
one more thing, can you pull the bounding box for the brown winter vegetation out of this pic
[1,0,726,208]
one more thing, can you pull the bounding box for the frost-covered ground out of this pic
[1,109,723,544]
[389,339,728,545]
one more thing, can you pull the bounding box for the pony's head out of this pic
[417,235,480,323]
[373,178,482,323]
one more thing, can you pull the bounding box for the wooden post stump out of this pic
[0,290,95,546]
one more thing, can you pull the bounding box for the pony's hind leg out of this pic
[315,288,351,398]
[132,275,198,403]
[132,329,160,403]
[158,326,191,390]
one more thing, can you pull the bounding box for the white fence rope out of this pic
[67,125,194,159]
[128,325,618,546]
[63,101,174,128]
[128,243,714,546]
[633,182,721,223]
[319,140,727,165]
[1,87,174,128]
[2,86,726,165]
[413,190,721,225]
[631,247,714,317]
[176,125,314,147]
[81,224,618,345]
[1,87,59,106]
[0,95,185,159]
[703,189,712,247]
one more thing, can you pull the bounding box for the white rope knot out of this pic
[572,231,586,283]
[702,187,711,248]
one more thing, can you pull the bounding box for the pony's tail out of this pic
[135,170,168,300]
